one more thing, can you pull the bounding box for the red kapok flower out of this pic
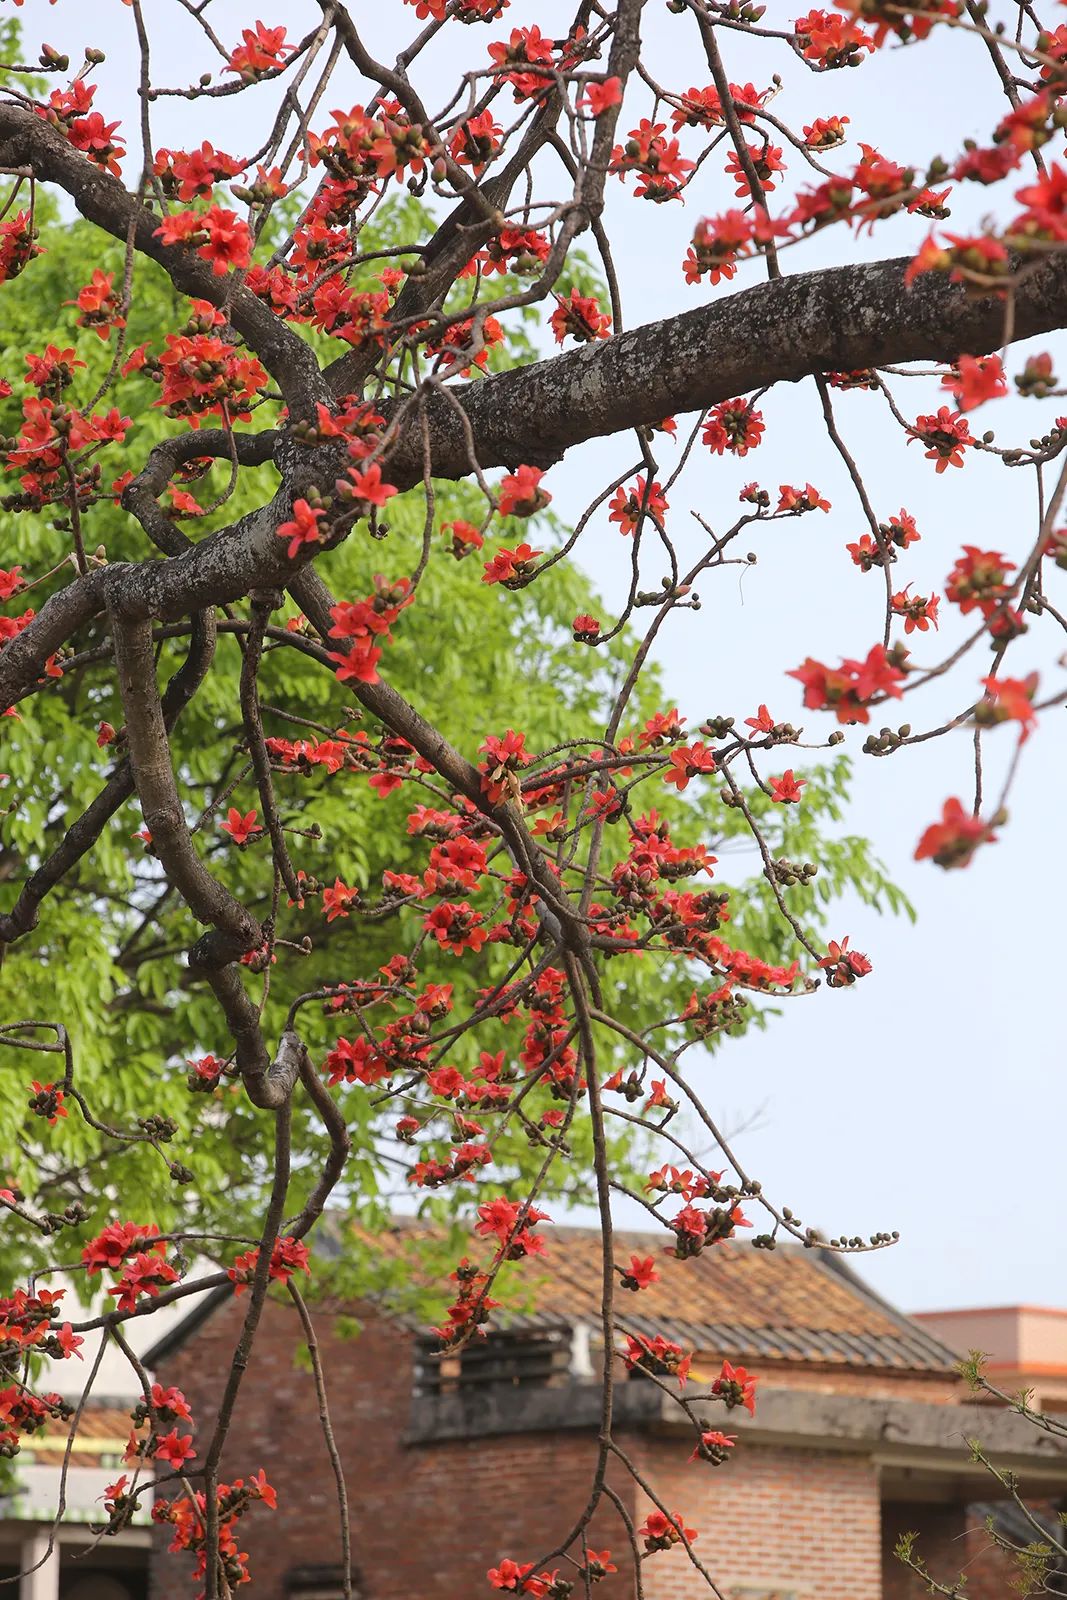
[769,770,806,803]
[637,1509,698,1552]
[277,500,327,560]
[548,287,611,346]
[620,1254,659,1291]
[977,672,1038,738]
[942,354,1007,412]
[945,546,1016,618]
[689,1429,737,1463]
[788,645,904,725]
[28,1081,67,1125]
[578,78,623,116]
[818,936,872,987]
[909,406,973,472]
[777,483,830,514]
[154,1430,195,1470]
[663,743,716,791]
[220,808,261,846]
[498,466,550,517]
[891,586,940,634]
[914,797,996,869]
[711,1357,758,1415]
[608,477,668,536]
[702,399,764,456]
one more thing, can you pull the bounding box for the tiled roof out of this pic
[145,1219,960,1378]
[31,1403,131,1468]
[397,1225,960,1375]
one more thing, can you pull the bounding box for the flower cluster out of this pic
[152,1471,277,1591]
[788,646,905,725]
[81,1222,180,1315]
[227,1236,312,1296]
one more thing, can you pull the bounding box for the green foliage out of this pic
[957,1348,990,1391]
[0,22,46,99]
[0,198,908,1309]
[1010,1543,1057,1596]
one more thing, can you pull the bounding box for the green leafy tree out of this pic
[0,199,906,1292]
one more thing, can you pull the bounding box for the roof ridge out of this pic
[812,1247,963,1370]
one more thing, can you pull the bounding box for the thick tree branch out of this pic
[380,252,1067,480]
[111,615,261,966]
[240,591,304,905]
[0,609,215,945]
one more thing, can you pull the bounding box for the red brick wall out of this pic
[151,1295,636,1600]
[630,1437,883,1600]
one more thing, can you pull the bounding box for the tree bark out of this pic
[382,253,1065,482]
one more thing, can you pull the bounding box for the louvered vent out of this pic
[414,1328,573,1396]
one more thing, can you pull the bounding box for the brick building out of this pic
[144,1228,1067,1600]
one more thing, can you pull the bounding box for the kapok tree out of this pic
[0,1,1064,1595]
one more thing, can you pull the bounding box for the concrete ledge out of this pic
[409,1378,1067,1490]
[408,1379,660,1443]
[708,1387,1067,1483]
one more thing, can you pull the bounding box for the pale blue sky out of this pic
[34,0,1066,1312]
